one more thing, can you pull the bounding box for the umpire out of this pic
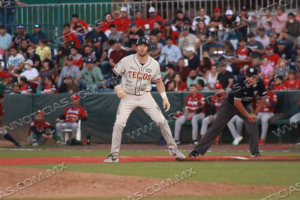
[189,67,266,157]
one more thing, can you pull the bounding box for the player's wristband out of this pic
[160,92,167,99]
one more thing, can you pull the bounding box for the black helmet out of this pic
[136,36,152,49]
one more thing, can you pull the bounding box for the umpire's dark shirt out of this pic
[227,77,266,107]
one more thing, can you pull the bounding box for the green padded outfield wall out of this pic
[1,91,300,144]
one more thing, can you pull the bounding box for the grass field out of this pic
[0,148,300,200]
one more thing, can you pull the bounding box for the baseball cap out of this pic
[214,83,223,89]
[247,32,255,38]
[20,76,28,83]
[238,37,247,42]
[149,7,156,13]
[34,24,40,28]
[12,82,19,87]
[121,7,127,12]
[225,10,233,15]
[85,58,94,63]
[23,59,33,66]
[258,26,265,31]
[241,6,247,11]
[36,110,45,117]
[266,45,273,50]
[245,67,258,77]
[185,46,195,53]
[93,38,100,43]
[219,61,227,66]
[165,22,171,26]
[109,24,116,28]
[5,72,12,77]
[69,41,75,47]
[181,26,189,31]
[214,8,221,12]
[269,32,277,39]
[94,22,101,28]
[65,75,73,80]
[129,22,137,28]
[67,55,74,61]
[57,46,65,52]
[115,38,122,43]
[71,94,80,101]
[278,40,285,45]
[17,24,24,29]
[155,21,162,26]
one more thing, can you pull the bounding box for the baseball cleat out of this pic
[192,140,199,145]
[251,152,261,157]
[32,142,38,147]
[232,136,243,146]
[175,140,181,145]
[189,150,200,157]
[104,154,119,163]
[56,140,66,146]
[14,142,24,147]
[169,148,185,160]
[259,139,265,145]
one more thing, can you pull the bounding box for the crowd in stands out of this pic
[0,5,299,95]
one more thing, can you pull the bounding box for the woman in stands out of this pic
[205,65,218,90]
[163,22,179,45]
[36,39,51,62]
[55,47,67,74]
[173,74,187,92]
[274,58,290,82]
[260,56,274,79]
[222,41,238,75]
[165,80,175,92]
[195,20,210,42]
[222,10,238,41]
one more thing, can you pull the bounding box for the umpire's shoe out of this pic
[189,150,200,157]
[104,153,119,163]
[169,148,185,161]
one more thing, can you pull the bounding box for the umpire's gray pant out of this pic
[193,98,260,155]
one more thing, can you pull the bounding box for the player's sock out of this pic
[3,133,17,144]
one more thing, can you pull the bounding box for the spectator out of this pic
[62,23,81,50]
[196,79,210,92]
[82,45,96,68]
[126,44,137,56]
[146,7,164,30]
[29,24,48,48]
[223,41,238,74]
[55,94,87,140]
[205,65,218,90]
[70,46,83,69]
[10,24,30,50]
[114,7,131,33]
[247,32,265,66]
[66,75,80,93]
[155,30,165,46]
[257,79,277,144]
[149,36,162,59]
[26,46,42,71]
[85,22,108,47]
[269,33,279,52]
[178,26,200,57]
[259,8,273,35]
[19,39,29,57]
[12,59,39,85]
[217,61,234,90]
[158,37,181,66]
[200,83,226,140]
[164,22,179,45]
[133,11,146,29]
[256,27,270,48]
[273,75,285,90]
[93,38,107,68]
[174,58,189,83]
[165,80,175,92]
[260,56,274,79]
[126,22,144,47]
[108,24,122,42]
[163,64,179,84]
[58,55,80,92]
[195,20,210,43]
[150,21,163,37]
[264,45,280,68]
[8,82,20,94]
[222,10,238,41]
[109,39,127,69]
[5,73,13,93]
[55,47,67,73]
[235,37,253,70]
[236,6,252,39]
[41,76,58,94]
[284,72,299,90]
[171,10,192,32]
[199,51,214,76]
[101,13,114,34]
[186,69,206,88]
[38,59,58,88]
[275,58,290,81]
[8,47,25,72]
[208,8,224,39]
[36,39,51,62]
[173,74,186,92]
[272,7,288,36]
[186,46,200,71]
[274,40,295,60]
[71,14,90,42]
[193,8,210,27]
[19,76,33,94]
[0,25,12,52]
[75,58,106,90]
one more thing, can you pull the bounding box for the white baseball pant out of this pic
[257,112,274,140]
[200,114,217,136]
[227,115,244,139]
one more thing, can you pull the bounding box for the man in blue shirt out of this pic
[0,25,12,51]
[159,37,182,66]
[29,24,48,48]
[84,23,108,48]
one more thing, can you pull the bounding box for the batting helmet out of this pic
[136,36,152,49]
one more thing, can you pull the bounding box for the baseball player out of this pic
[290,96,300,145]
[189,67,266,157]
[28,110,65,146]
[104,36,185,162]
[256,78,277,145]
[55,94,88,141]
[174,84,205,145]
[227,115,244,146]
[199,83,225,142]
[0,94,23,147]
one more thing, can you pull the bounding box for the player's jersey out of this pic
[273,84,284,91]
[41,84,57,93]
[256,90,277,113]
[185,93,205,113]
[211,93,226,112]
[30,120,51,132]
[20,84,33,94]
[63,106,88,122]
[0,104,4,117]
[113,54,162,96]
